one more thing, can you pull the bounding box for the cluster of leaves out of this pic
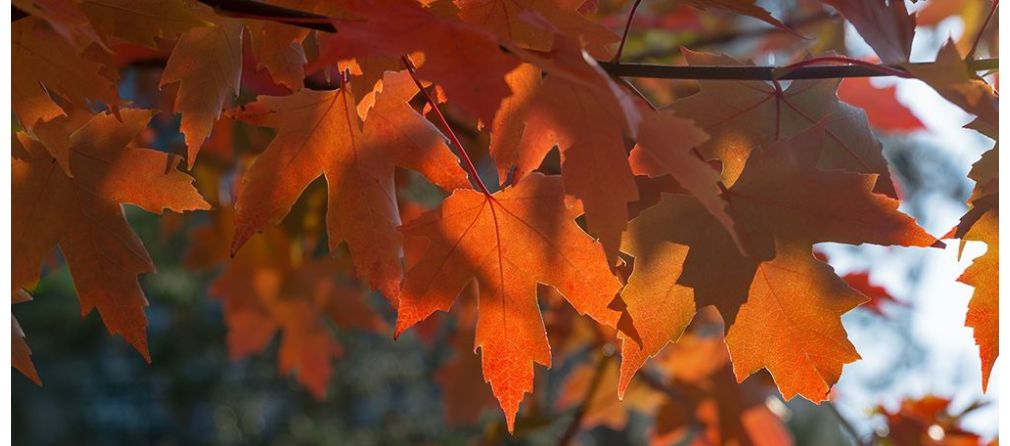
[11,0,998,441]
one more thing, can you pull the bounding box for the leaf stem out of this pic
[967,0,998,60]
[401,56,492,196]
[612,0,645,63]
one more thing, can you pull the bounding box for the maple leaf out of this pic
[313,0,520,124]
[12,17,120,129]
[228,70,470,300]
[618,125,936,401]
[454,0,618,59]
[161,14,244,168]
[951,145,999,390]
[957,209,997,390]
[822,0,915,64]
[13,109,210,360]
[837,77,925,133]
[394,173,624,431]
[12,290,41,386]
[206,224,386,398]
[725,241,868,401]
[616,228,695,396]
[905,40,999,129]
[671,49,899,198]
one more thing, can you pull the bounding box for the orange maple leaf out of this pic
[228,70,470,300]
[958,210,998,391]
[161,13,244,168]
[13,109,210,360]
[394,173,625,431]
[951,145,999,390]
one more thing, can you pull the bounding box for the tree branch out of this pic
[612,0,645,63]
[599,58,999,80]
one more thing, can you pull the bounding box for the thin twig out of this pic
[557,354,612,446]
[826,401,870,446]
[613,0,645,63]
